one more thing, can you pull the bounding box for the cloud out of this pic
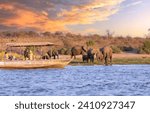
[125,1,143,7]
[0,0,124,32]
[0,3,67,31]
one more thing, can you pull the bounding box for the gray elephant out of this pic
[98,46,113,65]
[47,49,59,59]
[71,46,86,59]
[82,54,88,62]
[82,48,95,63]
[96,51,103,63]
[42,54,49,60]
[87,48,95,63]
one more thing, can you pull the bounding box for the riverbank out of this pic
[69,53,150,65]
[0,52,150,65]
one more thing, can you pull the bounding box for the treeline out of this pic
[0,31,145,39]
[0,31,84,38]
[0,31,150,54]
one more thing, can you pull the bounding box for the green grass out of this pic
[70,57,150,65]
[113,58,150,64]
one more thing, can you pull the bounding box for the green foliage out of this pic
[58,48,67,55]
[65,49,71,55]
[86,40,95,47]
[138,40,150,54]
[111,46,122,53]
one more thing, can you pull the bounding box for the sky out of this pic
[0,0,150,37]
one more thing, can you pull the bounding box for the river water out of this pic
[0,65,150,96]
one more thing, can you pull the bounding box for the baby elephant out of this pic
[82,55,88,62]
[82,48,95,63]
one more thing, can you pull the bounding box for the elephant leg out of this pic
[103,53,107,65]
[96,57,99,63]
[110,55,112,65]
[91,58,93,63]
[53,55,56,59]
[82,57,84,62]
[105,55,108,66]
[101,58,105,65]
[71,55,73,59]
[87,58,89,63]
[92,57,94,63]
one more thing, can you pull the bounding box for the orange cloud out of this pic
[58,0,124,24]
[0,3,67,31]
[0,3,14,10]
[0,0,124,32]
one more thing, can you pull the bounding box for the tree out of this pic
[145,28,150,38]
[106,30,115,39]
[148,28,150,38]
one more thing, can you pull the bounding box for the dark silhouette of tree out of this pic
[106,30,115,39]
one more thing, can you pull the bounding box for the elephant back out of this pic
[71,46,83,55]
[100,46,113,57]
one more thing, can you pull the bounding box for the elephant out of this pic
[99,46,113,65]
[47,49,59,59]
[71,46,86,59]
[96,51,103,63]
[87,48,95,63]
[82,48,95,63]
[42,54,49,60]
[82,54,88,62]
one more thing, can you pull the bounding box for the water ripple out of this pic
[0,65,150,96]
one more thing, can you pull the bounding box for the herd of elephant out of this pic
[24,46,112,65]
[71,46,112,65]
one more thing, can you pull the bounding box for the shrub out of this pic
[65,49,71,55]
[138,40,150,54]
[58,48,67,55]
[86,40,95,48]
[119,46,134,52]
[111,46,122,53]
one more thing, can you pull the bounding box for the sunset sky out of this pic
[0,0,150,37]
